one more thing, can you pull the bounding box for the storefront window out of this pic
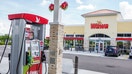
[90,33,110,38]
[117,41,123,49]
[125,34,131,37]
[117,34,123,37]
[117,41,130,49]
[76,35,84,37]
[89,40,95,51]
[65,40,74,48]
[66,35,74,37]
[104,40,110,48]
[117,33,131,37]
[75,40,83,46]
[124,41,130,49]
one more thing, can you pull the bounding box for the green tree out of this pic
[0,34,11,45]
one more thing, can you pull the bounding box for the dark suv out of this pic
[105,46,121,57]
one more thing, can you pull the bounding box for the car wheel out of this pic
[105,54,107,56]
[115,54,119,57]
[129,56,132,59]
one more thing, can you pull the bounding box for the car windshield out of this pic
[107,46,117,49]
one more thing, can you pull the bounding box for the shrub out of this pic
[0,42,5,45]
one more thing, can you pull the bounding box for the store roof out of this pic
[82,9,120,17]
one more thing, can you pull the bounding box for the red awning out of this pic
[46,37,84,40]
[116,38,132,41]
[8,13,48,24]
[64,37,83,40]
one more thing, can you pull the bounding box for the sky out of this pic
[0,0,132,36]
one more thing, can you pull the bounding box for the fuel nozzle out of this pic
[26,52,32,65]
[8,53,11,61]
[41,51,46,62]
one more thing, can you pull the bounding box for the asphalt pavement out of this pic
[63,52,132,74]
[0,45,11,57]
[0,45,132,74]
[0,45,108,74]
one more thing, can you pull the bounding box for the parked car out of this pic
[129,47,132,59]
[104,46,121,57]
[129,53,132,59]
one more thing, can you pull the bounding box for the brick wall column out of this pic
[48,24,64,74]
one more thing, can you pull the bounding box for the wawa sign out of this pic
[91,21,109,29]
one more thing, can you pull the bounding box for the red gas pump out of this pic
[25,31,42,74]
[8,13,48,74]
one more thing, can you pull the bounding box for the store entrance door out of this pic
[95,42,104,52]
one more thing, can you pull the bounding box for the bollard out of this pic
[74,56,78,74]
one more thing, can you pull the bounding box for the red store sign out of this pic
[90,21,109,29]
[91,23,108,29]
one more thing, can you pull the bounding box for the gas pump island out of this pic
[8,13,48,74]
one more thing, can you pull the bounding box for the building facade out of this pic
[64,9,132,52]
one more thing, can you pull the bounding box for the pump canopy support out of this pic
[8,13,48,74]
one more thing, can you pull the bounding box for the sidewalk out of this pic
[63,50,104,57]
[63,50,129,60]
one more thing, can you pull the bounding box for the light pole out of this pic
[48,0,64,74]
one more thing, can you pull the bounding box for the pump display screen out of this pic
[25,32,34,40]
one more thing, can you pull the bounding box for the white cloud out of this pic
[41,0,50,6]
[0,20,10,35]
[76,0,83,4]
[77,4,95,10]
[120,1,132,19]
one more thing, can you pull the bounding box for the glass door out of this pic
[95,41,104,52]
[104,42,107,52]
[100,42,104,52]
[95,42,99,52]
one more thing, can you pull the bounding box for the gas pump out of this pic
[8,13,48,74]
